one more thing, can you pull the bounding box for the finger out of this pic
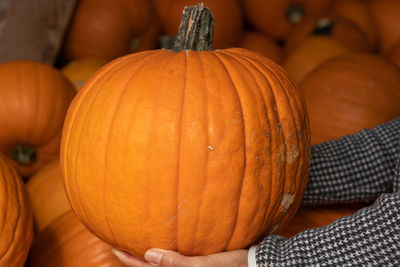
[145,249,191,267]
[111,248,152,267]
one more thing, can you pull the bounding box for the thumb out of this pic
[145,249,190,267]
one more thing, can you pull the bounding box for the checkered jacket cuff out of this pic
[303,118,400,205]
[255,193,400,266]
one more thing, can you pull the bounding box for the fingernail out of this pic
[144,249,164,265]
[111,248,125,258]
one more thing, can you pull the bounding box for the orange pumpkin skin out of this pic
[29,210,125,267]
[388,40,400,68]
[238,31,283,65]
[0,153,34,267]
[0,60,76,178]
[300,53,400,145]
[27,160,71,233]
[152,0,243,49]
[368,0,400,54]
[241,0,333,40]
[333,0,378,51]
[283,36,351,85]
[277,204,363,238]
[62,0,154,61]
[61,48,310,258]
[284,14,373,55]
[61,57,110,91]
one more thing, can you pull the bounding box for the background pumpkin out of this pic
[61,0,155,61]
[61,57,109,90]
[240,0,333,40]
[283,36,351,85]
[368,0,400,54]
[0,60,76,178]
[284,14,373,55]
[238,31,283,65]
[61,4,310,259]
[300,53,400,145]
[29,210,126,267]
[277,204,364,238]
[26,160,71,233]
[387,39,400,68]
[0,153,33,267]
[332,0,378,51]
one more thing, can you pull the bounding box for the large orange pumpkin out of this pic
[0,60,76,178]
[152,0,243,49]
[27,160,71,233]
[61,0,155,61]
[332,0,378,51]
[29,210,125,267]
[238,31,283,65]
[61,4,310,259]
[368,0,400,54]
[300,53,400,145]
[0,153,34,266]
[240,0,333,40]
[283,36,351,84]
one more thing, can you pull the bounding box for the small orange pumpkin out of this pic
[240,0,333,40]
[388,40,400,68]
[300,53,400,145]
[283,36,351,84]
[238,31,283,65]
[0,60,76,178]
[29,210,126,267]
[368,0,400,54]
[284,14,373,54]
[61,0,155,61]
[61,4,310,259]
[0,153,34,267]
[332,0,378,51]
[26,160,71,233]
[61,57,110,90]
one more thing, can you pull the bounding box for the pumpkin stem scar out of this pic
[312,18,334,36]
[286,3,304,24]
[173,3,214,52]
[12,145,36,165]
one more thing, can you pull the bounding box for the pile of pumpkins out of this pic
[1,0,400,266]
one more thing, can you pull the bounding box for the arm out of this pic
[255,192,400,266]
[303,117,400,205]
[253,118,400,266]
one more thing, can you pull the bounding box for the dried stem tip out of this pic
[173,3,215,52]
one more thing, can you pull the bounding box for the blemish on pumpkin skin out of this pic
[281,194,293,211]
[166,215,177,224]
[286,144,299,164]
[208,145,214,151]
[270,223,279,234]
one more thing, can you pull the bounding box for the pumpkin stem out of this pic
[312,18,334,36]
[286,3,304,24]
[12,145,36,165]
[172,3,214,52]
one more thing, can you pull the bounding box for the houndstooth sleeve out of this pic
[303,117,400,205]
[252,118,400,266]
[254,192,400,266]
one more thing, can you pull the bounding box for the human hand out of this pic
[111,248,249,267]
